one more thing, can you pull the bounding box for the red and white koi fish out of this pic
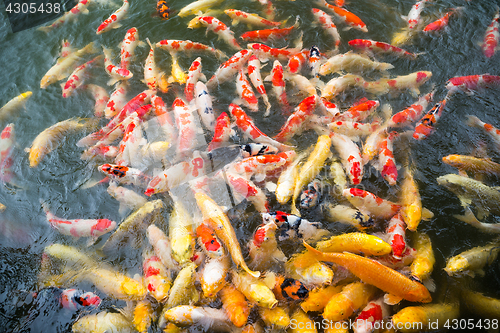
[482,9,500,58]
[287,49,309,74]
[318,97,340,117]
[115,114,146,166]
[312,8,341,50]
[337,99,379,122]
[96,0,129,35]
[195,16,242,50]
[264,60,289,112]
[403,0,429,29]
[316,0,368,32]
[195,82,215,131]
[208,112,232,151]
[224,9,281,28]
[206,49,253,89]
[155,39,227,59]
[185,57,207,102]
[144,161,190,196]
[227,152,290,178]
[80,145,118,160]
[143,38,158,91]
[385,213,407,260]
[308,45,323,77]
[235,69,259,112]
[59,39,75,59]
[103,46,133,86]
[37,0,90,33]
[274,95,318,142]
[377,131,398,185]
[248,43,301,62]
[248,55,271,115]
[240,25,297,42]
[62,55,103,98]
[348,39,418,59]
[248,221,286,270]
[423,8,463,33]
[466,115,500,148]
[343,188,401,219]
[386,90,434,129]
[98,164,150,187]
[364,71,432,97]
[229,103,290,150]
[143,254,171,303]
[59,289,101,310]
[353,297,389,333]
[104,81,128,119]
[225,172,269,212]
[151,94,177,146]
[42,201,116,244]
[0,124,15,183]
[330,132,364,185]
[85,84,109,117]
[446,74,500,94]
[328,120,380,141]
[413,96,448,140]
[120,27,143,70]
[173,97,199,159]
[196,223,225,258]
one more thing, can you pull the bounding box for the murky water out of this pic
[1,0,500,331]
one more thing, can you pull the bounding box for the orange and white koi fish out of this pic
[423,8,463,33]
[114,115,146,167]
[348,39,418,59]
[264,60,289,112]
[143,39,158,91]
[240,24,298,42]
[196,223,225,258]
[200,255,231,298]
[377,131,398,185]
[312,8,341,50]
[41,42,98,89]
[177,0,224,17]
[248,55,271,115]
[248,43,301,62]
[151,94,177,145]
[319,51,394,76]
[37,0,90,33]
[229,103,290,150]
[172,97,199,159]
[328,120,380,142]
[330,132,364,185]
[195,16,242,50]
[353,297,390,333]
[96,0,129,34]
[104,81,128,119]
[323,281,377,322]
[413,96,448,140]
[207,112,232,151]
[227,152,292,178]
[195,192,260,278]
[302,242,432,303]
[194,82,215,131]
[386,90,434,129]
[103,46,133,86]
[385,213,407,259]
[42,202,116,244]
[156,39,227,59]
[287,49,309,74]
[142,253,171,302]
[207,49,253,89]
[85,84,109,117]
[447,74,500,96]
[120,27,143,70]
[224,9,281,27]
[235,69,259,112]
[466,115,500,149]
[321,74,365,99]
[274,95,318,143]
[403,0,430,29]
[144,161,191,196]
[316,0,368,32]
[364,71,432,97]
[443,154,500,177]
[99,163,150,186]
[0,91,32,124]
[343,188,401,219]
[62,55,102,98]
[482,8,500,58]
[248,221,286,270]
[225,172,269,212]
[338,99,380,122]
[185,57,206,102]
[59,39,74,59]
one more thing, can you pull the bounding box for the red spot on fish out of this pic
[349,188,366,197]
[387,80,397,87]
[357,304,383,321]
[391,234,406,258]
[91,219,113,233]
[416,72,428,83]
[253,226,266,247]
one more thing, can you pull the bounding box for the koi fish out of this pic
[348,39,419,59]
[0,123,15,183]
[386,90,434,129]
[147,224,178,270]
[247,55,271,115]
[235,69,259,112]
[301,285,343,313]
[423,7,463,33]
[263,211,328,242]
[403,0,430,29]
[316,0,368,32]
[319,51,394,76]
[300,179,323,209]
[385,213,407,259]
[264,60,289,113]
[323,281,377,322]
[107,182,147,215]
[328,120,380,141]
[364,71,432,97]
[194,82,215,131]
[287,49,309,75]
[353,297,389,333]
[0,91,32,124]
[143,38,158,91]
[446,74,500,94]
[169,199,195,266]
[413,96,448,140]
[58,288,101,310]
[120,27,143,70]
[156,39,227,59]
[143,253,171,302]
[185,57,206,102]
[275,150,305,204]
[330,132,364,185]
[103,46,133,86]
[377,131,398,185]
[232,270,277,308]
[337,99,380,122]
[206,49,253,89]
[224,9,281,27]
[62,55,103,98]
[172,97,199,159]
[316,232,392,256]
[96,0,129,34]
[37,0,90,32]
[248,221,286,270]
[196,223,225,258]
[444,239,500,277]
[289,309,318,332]
[144,161,192,196]
[151,94,177,146]
[286,250,334,287]
[442,154,500,177]
[312,8,341,50]
[200,255,231,298]
[162,305,232,331]
[400,165,430,232]
[302,242,432,303]
[107,115,146,167]
[156,0,172,19]
[219,285,250,328]
[322,204,375,230]
[85,84,109,117]
[167,52,188,85]
[392,303,460,333]
[248,43,301,62]
[321,74,365,99]
[73,312,135,333]
[177,0,224,17]
[410,232,435,282]
[240,25,297,42]
[207,112,232,151]
[284,72,318,96]
[195,16,242,50]
[104,81,128,118]
[466,114,500,150]
[195,192,260,278]
[343,188,401,219]
[42,201,116,244]
[225,172,269,212]
[482,8,500,58]
[308,45,322,77]
[274,95,318,143]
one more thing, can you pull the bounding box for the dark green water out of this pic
[0,0,499,331]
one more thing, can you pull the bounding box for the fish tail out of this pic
[242,264,260,278]
[465,114,480,128]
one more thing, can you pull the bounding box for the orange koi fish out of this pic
[240,25,297,42]
[378,131,398,185]
[235,69,259,112]
[208,112,232,151]
[423,8,463,33]
[264,60,289,113]
[316,0,368,32]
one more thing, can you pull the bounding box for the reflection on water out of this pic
[0,0,500,331]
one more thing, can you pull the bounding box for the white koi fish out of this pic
[195,82,215,131]
[403,0,430,29]
[120,27,144,70]
[319,51,394,75]
[37,0,90,33]
[104,81,128,118]
[85,84,109,117]
[107,182,147,216]
[144,38,158,91]
[96,0,129,34]
[185,57,207,102]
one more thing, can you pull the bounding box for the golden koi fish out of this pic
[0,91,32,123]
[169,198,195,266]
[315,232,392,256]
[444,239,500,277]
[392,303,460,333]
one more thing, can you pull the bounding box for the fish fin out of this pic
[477,205,490,220]
[230,19,239,26]
[118,203,130,217]
[253,172,267,183]
[457,194,472,208]
[342,26,353,31]
[409,87,420,97]
[199,73,207,82]
[423,277,436,293]
[113,23,122,29]
[86,236,99,247]
[81,8,89,14]
[265,181,277,192]
[107,77,119,86]
[421,207,434,220]
[24,147,30,153]
[454,207,483,225]
[263,73,272,82]
[458,169,469,177]
[384,293,403,305]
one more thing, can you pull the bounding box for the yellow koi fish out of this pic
[0,91,32,123]
[315,232,392,256]
[301,285,343,313]
[169,198,195,266]
[444,239,500,277]
[323,282,377,322]
[178,0,224,17]
[232,270,278,309]
[410,232,435,282]
[392,303,460,333]
[73,312,135,333]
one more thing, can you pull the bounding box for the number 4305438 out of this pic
[5,2,60,14]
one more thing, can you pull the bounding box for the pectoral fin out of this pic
[384,293,403,305]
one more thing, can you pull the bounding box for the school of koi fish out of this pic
[3,0,500,332]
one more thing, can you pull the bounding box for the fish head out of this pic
[147,275,170,302]
[78,291,102,308]
[444,255,469,275]
[436,174,468,195]
[29,148,42,167]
